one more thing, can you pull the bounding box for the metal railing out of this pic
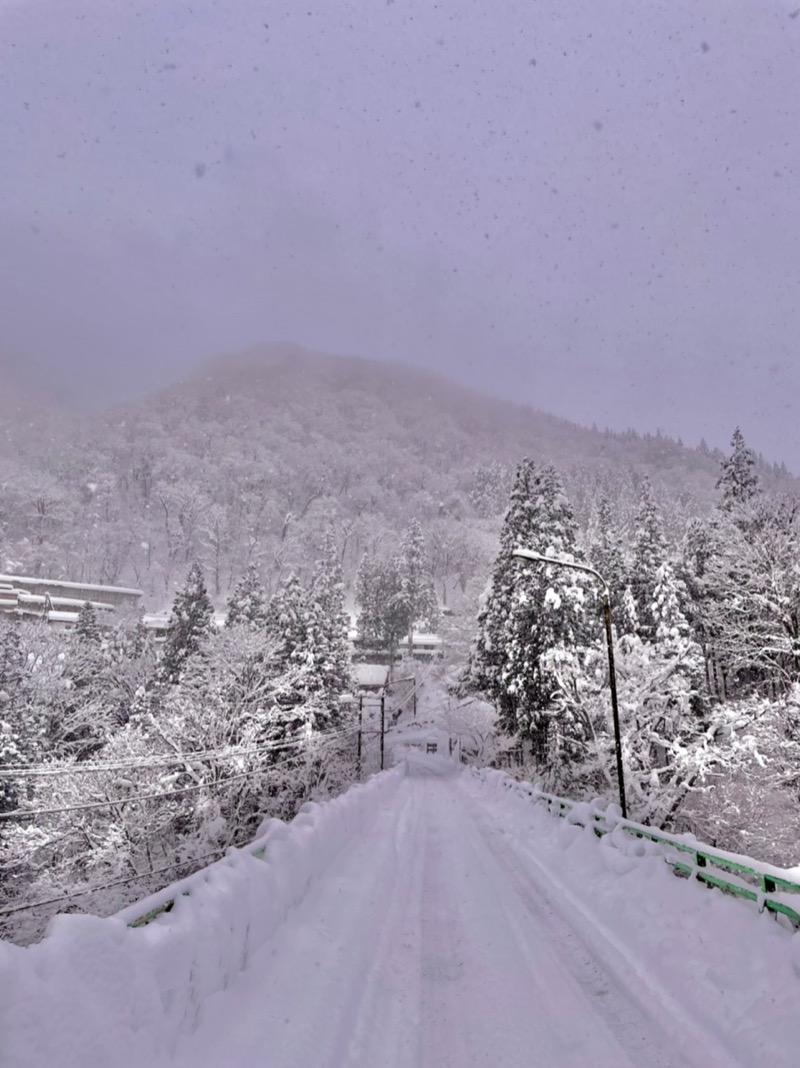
[485,774,800,928]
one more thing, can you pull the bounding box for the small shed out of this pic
[353,663,390,692]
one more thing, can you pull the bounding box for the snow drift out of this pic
[0,765,405,1068]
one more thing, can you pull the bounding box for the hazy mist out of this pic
[2,0,800,464]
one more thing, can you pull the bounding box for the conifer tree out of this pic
[226,563,267,629]
[160,562,214,683]
[588,495,628,611]
[266,572,309,674]
[397,518,438,652]
[717,427,759,511]
[68,601,109,703]
[649,559,707,717]
[630,478,666,639]
[307,532,352,714]
[500,467,589,746]
[75,601,101,644]
[469,460,590,750]
[651,561,690,645]
[468,458,542,729]
[618,585,640,637]
[355,553,408,658]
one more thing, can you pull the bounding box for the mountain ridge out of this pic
[0,342,792,611]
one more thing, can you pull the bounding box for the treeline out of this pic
[464,429,800,852]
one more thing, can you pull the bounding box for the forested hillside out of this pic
[1,343,789,617]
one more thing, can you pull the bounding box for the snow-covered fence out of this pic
[470,768,800,928]
[0,766,405,1068]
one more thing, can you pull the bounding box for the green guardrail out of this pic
[500,778,800,928]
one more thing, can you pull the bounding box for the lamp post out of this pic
[512,549,628,819]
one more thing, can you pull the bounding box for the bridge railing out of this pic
[474,770,800,928]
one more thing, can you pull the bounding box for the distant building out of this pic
[141,613,171,643]
[398,632,444,660]
[351,627,444,664]
[0,573,143,628]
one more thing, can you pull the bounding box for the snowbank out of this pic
[0,766,405,1068]
[464,767,800,1067]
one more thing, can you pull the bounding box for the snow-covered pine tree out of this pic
[500,466,591,753]
[588,495,628,613]
[652,559,706,714]
[355,553,408,659]
[469,460,592,758]
[467,457,541,731]
[160,561,214,683]
[355,552,381,646]
[397,518,439,653]
[62,601,114,757]
[266,572,309,674]
[618,584,640,637]
[75,601,101,644]
[306,532,352,721]
[226,563,267,628]
[651,561,691,645]
[630,477,666,640]
[717,427,759,511]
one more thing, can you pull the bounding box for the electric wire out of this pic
[0,725,360,779]
[0,731,356,821]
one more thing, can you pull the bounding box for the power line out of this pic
[0,725,365,916]
[0,731,356,822]
[0,725,360,779]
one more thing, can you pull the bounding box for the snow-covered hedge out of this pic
[0,766,405,1068]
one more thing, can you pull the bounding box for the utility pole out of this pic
[380,692,386,770]
[357,694,363,780]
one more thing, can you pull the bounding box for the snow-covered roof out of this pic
[0,573,143,597]
[399,633,443,646]
[354,664,390,689]
[46,610,81,624]
[16,591,115,612]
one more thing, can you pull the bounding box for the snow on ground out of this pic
[462,768,800,1067]
[172,753,683,1068]
[4,753,800,1067]
[0,765,406,1068]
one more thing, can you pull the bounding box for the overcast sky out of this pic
[1,0,800,466]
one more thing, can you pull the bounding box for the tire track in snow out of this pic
[324,775,426,1068]
[415,778,652,1067]
[456,775,744,1068]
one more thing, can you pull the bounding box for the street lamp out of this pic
[512,549,628,819]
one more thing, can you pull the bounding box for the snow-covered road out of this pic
[171,758,721,1068]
